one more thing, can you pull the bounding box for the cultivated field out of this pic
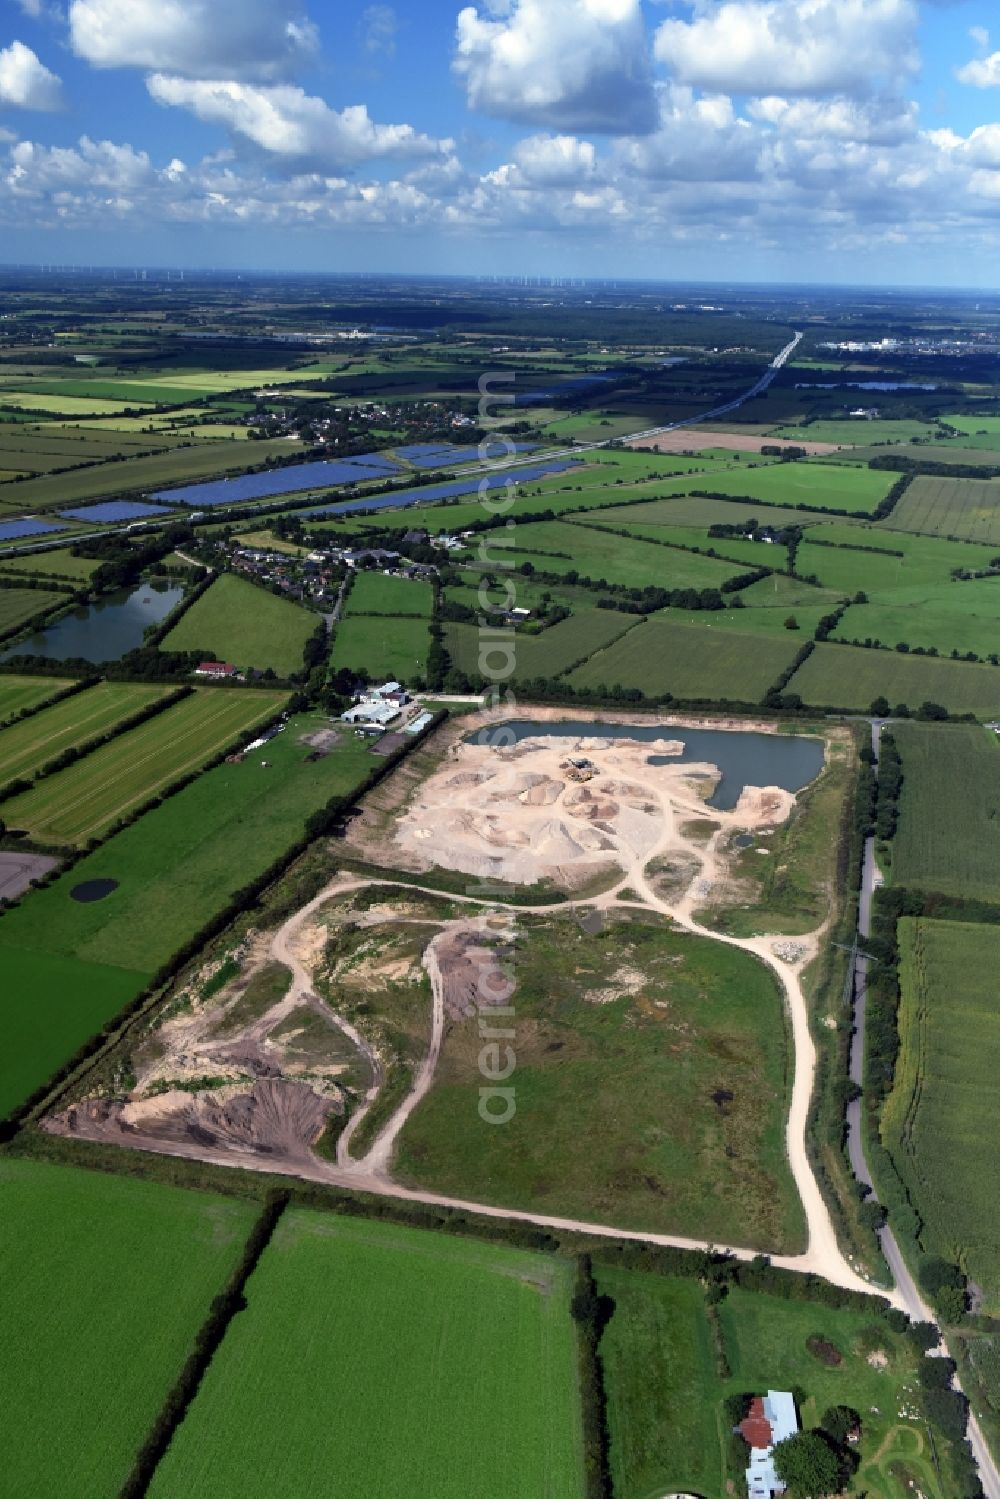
[0,547,102,582]
[884,918,1000,1307]
[162,573,315,676]
[147,1211,584,1499]
[0,1158,256,1499]
[0,673,71,722]
[833,587,1000,659]
[879,476,1000,544]
[397,909,804,1251]
[786,642,1000,717]
[0,438,292,511]
[2,686,287,844]
[597,1267,944,1499]
[329,613,431,681]
[890,722,1000,901]
[0,681,169,786]
[568,615,803,701]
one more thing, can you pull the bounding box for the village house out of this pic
[739,1391,799,1498]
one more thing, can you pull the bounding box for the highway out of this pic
[848,720,1000,1499]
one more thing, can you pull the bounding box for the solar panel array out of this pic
[151,453,402,508]
[0,519,65,542]
[305,460,581,518]
[58,501,173,523]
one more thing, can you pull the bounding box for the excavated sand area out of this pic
[394,733,795,888]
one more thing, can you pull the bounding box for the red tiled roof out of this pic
[739,1396,773,1450]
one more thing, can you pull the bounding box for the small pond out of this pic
[2,581,183,664]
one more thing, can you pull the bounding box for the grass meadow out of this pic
[0,588,68,637]
[3,686,287,844]
[397,910,805,1252]
[0,1158,256,1499]
[568,615,803,701]
[147,1210,584,1499]
[444,610,640,683]
[884,918,1000,1309]
[163,573,315,676]
[345,569,434,617]
[329,613,431,681]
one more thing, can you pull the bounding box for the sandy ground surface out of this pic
[0,851,58,900]
[47,710,889,1303]
[626,427,847,456]
[393,734,794,888]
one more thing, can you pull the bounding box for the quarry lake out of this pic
[485,719,825,811]
[2,581,184,664]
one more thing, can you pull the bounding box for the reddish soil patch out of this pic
[627,429,845,456]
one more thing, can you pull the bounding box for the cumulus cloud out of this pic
[453,0,658,135]
[748,95,918,145]
[0,41,63,111]
[616,84,760,181]
[147,75,451,169]
[654,0,918,97]
[957,52,1000,88]
[68,0,319,80]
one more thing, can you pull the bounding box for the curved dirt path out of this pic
[358,927,447,1177]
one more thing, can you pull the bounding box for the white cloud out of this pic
[510,133,598,186]
[617,84,760,181]
[0,41,63,111]
[957,52,1000,88]
[748,95,917,145]
[147,75,451,169]
[68,0,319,80]
[453,0,658,135]
[358,5,398,59]
[654,0,918,97]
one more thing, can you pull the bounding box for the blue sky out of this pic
[4,0,1000,285]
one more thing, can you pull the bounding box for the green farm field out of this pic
[0,547,101,582]
[508,518,744,589]
[0,438,292,511]
[0,1158,256,1499]
[162,573,315,676]
[596,1268,943,1499]
[444,610,640,683]
[345,569,433,617]
[0,681,169,786]
[148,1210,584,1499]
[3,686,287,844]
[0,588,68,638]
[786,642,1000,717]
[568,615,803,701]
[640,459,896,514]
[0,673,71,722]
[579,493,835,532]
[884,918,1000,1308]
[833,582,1000,659]
[889,722,1000,901]
[329,613,430,681]
[941,414,1000,442]
[398,909,804,1251]
[0,715,375,1111]
[878,476,1000,544]
[774,418,933,446]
